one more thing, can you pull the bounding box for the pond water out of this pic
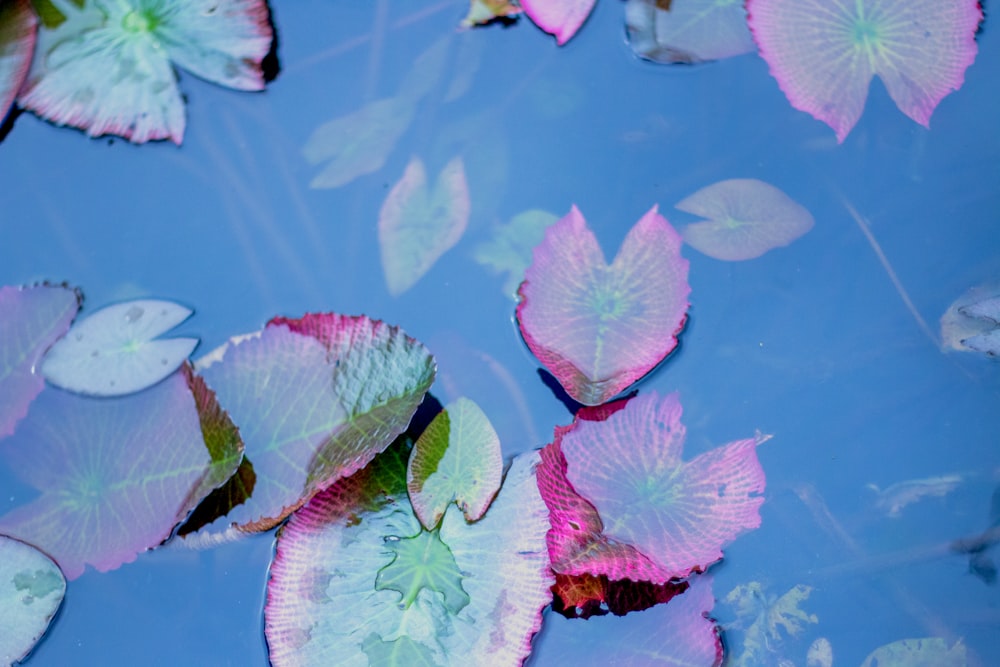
[1,1,999,665]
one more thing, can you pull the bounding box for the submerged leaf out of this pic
[188,313,435,536]
[724,582,818,667]
[747,0,983,142]
[516,205,690,405]
[940,282,1000,357]
[40,299,199,397]
[473,208,560,298]
[0,368,239,578]
[379,156,471,296]
[675,179,814,261]
[17,0,272,144]
[625,0,755,64]
[866,474,963,518]
[860,637,966,667]
[265,445,552,666]
[521,0,596,45]
[0,535,66,666]
[0,0,37,123]
[407,397,503,530]
[0,284,79,439]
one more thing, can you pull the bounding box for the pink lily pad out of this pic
[0,0,36,123]
[186,313,435,537]
[18,0,273,144]
[521,0,596,45]
[537,392,766,582]
[625,0,756,64]
[675,178,814,261]
[379,156,471,296]
[0,284,80,440]
[516,205,690,406]
[747,0,983,142]
[0,365,242,579]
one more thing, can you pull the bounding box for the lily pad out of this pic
[0,284,79,439]
[379,156,471,296]
[521,0,596,45]
[17,0,273,144]
[747,0,983,142]
[625,0,756,64]
[0,0,37,123]
[0,366,242,579]
[473,208,560,298]
[675,179,814,261]
[463,0,521,27]
[860,638,966,667]
[538,392,766,582]
[940,282,1000,357]
[0,534,66,666]
[265,442,553,666]
[407,397,503,530]
[187,313,435,536]
[40,299,199,397]
[516,205,690,406]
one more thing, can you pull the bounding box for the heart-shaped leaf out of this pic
[0,366,242,579]
[407,397,503,530]
[40,299,199,397]
[747,0,983,142]
[0,0,36,123]
[185,313,435,537]
[474,208,560,298]
[516,205,690,406]
[17,0,272,144]
[0,284,79,439]
[0,534,66,666]
[520,0,596,45]
[675,178,814,261]
[379,156,471,296]
[625,0,755,64]
[265,443,553,666]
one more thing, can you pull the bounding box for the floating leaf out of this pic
[0,284,79,439]
[265,443,553,666]
[539,393,766,582]
[473,209,560,298]
[463,0,521,27]
[860,638,966,667]
[675,179,814,261]
[379,156,471,296]
[407,397,503,530]
[0,0,37,123]
[17,0,273,144]
[516,205,690,406]
[940,282,1000,357]
[188,314,435,536]
[40,299,198,397]
[0,535,66,666]
[521,0,596,45]
[747,0,983,142]
[0,367,240,578]
[724,582,818,667]
[625,0,755,64]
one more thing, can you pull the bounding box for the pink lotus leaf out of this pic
[0,0,36,123]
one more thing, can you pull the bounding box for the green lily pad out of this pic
[0,535,66,666]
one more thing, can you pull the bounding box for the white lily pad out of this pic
[40,299,198,397]
[0,534,66,666]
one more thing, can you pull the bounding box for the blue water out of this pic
[2,1,999,664]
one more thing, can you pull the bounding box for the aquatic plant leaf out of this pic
[521,0,596,45]
[961,296,1000,324]
[724,582,818,667]
[675,179,814,261]
[0,0,37,123]
[807,638,834,667]
[407,397,503,530]
[866,474,962,518]
[397,37,451,103]
[746,0,983,142]
[463,0,521,27]
[539,393,766,582]
[625,0,755,64]
[0,535,66,665]
[40,299,198,397]
[190,314,435,535]
[473,208,560,298]
[860,637,966,667]
[0,284,79,439]
[265,445,552,666]
[374,529,471,613]
[17,0,272,144]
[516,205,690,406]
[552,572,688,619]
[0,368,237,579]
[379,156,471,296]
[940,282,1000,357]
[304,96,416,189]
